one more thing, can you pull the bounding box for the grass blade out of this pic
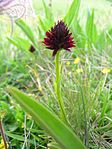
[86,10,97,44]
[42,0,53,20]
[7,37,30,51]
[64,0,80,26]
[16,19,38,50]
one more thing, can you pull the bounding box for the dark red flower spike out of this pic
[29,45,36,53]
[43,20,75,57]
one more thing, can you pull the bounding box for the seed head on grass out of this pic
[43,20,75,57]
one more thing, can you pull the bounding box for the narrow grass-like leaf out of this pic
[42,0,52,20]
[6,132,34,144]
[38,17,48,32]
[16,19,38,49]
[106,28,112,44]
[64,0,80,26]
[8,37,30,51]
[8,87,86,149]
[38,1,54,33]
[86,10,97,43]
[96,32,106,50]
[72,21,86,49]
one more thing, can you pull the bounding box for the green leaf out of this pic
[64,0,80,26]
[86,10,98,43]
[96,32,106,50]
[7,37,30,51]
[42,0,53,20]
[38,17,48,32]
[16,19,38,49]
[6,132,25,141]
[6,132,34,144]
[8,87,86,149]
[38,0,54,34]
[73,21,86,49]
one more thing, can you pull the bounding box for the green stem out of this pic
[55,52,67,123]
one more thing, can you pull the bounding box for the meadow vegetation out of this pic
[0,0,112,148]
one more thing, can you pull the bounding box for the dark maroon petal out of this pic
[65,48,71,52]
[46,32,53,38]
